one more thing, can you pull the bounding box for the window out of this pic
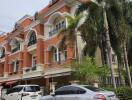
[12,60,19,74]
[32,56,36,69]
[11,40,20,53]
[0,47,5,58]
[24,86,40,92]
[58,45,67,63]
[55,86,86,95]
[28,32,36,46]
[6,87,23,94]
[51,48,57,63]
[49,20,66,37]
[84,86,104,92]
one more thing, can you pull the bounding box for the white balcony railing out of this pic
[23,64,44,79]
[27,44,37,52]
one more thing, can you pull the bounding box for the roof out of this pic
[39,0,61,15]
[14,84,39,87]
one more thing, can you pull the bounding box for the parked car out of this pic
[1,88,8,100]
[40,84,118,100]
[4,84,42,100]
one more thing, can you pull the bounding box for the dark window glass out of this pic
[84,86,105,92]
[15,60,19,72]
[0,48,5,58]
[24,86,40,92]
[13,87,23,92]
[28,32,36,46]
[61,21,65,28]
[55,86,86,95]
[6,87,23,94]
[12,41,20,53]
[6,88,13,94]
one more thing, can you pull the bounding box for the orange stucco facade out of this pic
[0,0,77,89]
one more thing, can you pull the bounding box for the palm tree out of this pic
[77,0,117,88]
[59,13,84,62]
[107,0,132,87]
[78,0,132,88]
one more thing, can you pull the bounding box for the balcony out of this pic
[49,21,66,37]
[8,73,21,81]
[27,44,37,52]
[44,66,72,78]
[23,64,44,79]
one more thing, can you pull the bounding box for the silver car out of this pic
[40,84,118,100]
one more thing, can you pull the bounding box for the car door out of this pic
[12,87,23,100]
[5,88,15,100]
[54,86,79,100]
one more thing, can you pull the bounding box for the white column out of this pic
[56,48,59,62]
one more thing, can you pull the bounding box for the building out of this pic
[0,0,82,92]
[0,0,120,92]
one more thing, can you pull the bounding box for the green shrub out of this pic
[103,87,132,100]
[115,87,132,100]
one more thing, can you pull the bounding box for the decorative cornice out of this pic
[24,20,40,32]
[17,15,33,24]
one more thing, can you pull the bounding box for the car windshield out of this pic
[84,86,105,92]
[24,86,40,92]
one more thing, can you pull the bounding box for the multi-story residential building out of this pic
[0,0,119,92]
[0,0,81,92]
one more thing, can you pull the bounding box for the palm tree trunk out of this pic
[106,38,117,89]
[103,3,117,88]
[123,43,132,88]
[75,34,80,63]
[117,59,123,86]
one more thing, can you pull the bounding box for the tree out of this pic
[106,0,132,87]
[72,57,110,85]
[77,0,132,88]
[59,13,84,62]
[77,0,117,88]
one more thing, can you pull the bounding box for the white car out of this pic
[40,84,118,100]
[4,85,42,100]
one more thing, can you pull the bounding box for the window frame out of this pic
[28,32,37,46]
[0,47,5,58]
[12,60,19,74]
[32,55,37,68]
[49,20,66,37]
[55,86,86,95]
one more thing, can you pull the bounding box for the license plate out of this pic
[31,95,37,99]
[110,97,115,100]
[32,97,36,99]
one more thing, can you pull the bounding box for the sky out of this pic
[0,0,50,33]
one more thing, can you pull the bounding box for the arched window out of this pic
[0,47,5,58]
[48,12,66,37]
[11,40,20,53]
[28,31,37,46]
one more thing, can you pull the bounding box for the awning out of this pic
[6,80,17,85]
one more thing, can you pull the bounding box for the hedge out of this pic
[104,87,132,100]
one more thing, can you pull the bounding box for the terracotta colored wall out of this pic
[0,0,75,80]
